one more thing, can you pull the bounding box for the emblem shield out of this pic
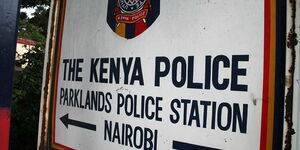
[107,0,160,39]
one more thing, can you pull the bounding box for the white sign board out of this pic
[49,0,272,149]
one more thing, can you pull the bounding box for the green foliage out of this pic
[30,6,50,36]
[10,45,45,150]
[18,19,46,44]
[21,0,50,8]
[10,1,49,150]
[19,3,49,43]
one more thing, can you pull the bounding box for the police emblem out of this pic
[107,0,160,39]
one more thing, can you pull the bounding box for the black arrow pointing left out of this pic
[60,113,96,131]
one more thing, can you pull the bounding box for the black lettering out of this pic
[233,103,248,133]
[125,94,134,116]
[200,101,211,128]
[205,56,212,89]
[122,57,133,84]
[130,57,144,85]
[97,91,105,111]
[100,58,109,83]
[212,55,230,90]
[90,58,99,82]
[62,59,69,80]
[187,56,203,89]
[181,99,190,125]
[60,88,65,105]
[211,102,216,129]
[170,99,180,124]
[172,57,186,87]
[155,97,163,121]
[63,88,68,106]
[188,100,200,127]
[145,96,155,120]
[154,57,170,86]
[75,58,83,81]
[109,58,120,84]
[133,126,143,149]
[217,103,232,131]
[69,89,74,107]
[104,120,112,141]
[117,93,125,114]
[68,59,76,81]
[125,124,133,147]
[105,92,112,113]
[112,122,121,143]
[231,55,249,91]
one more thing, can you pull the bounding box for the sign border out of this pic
[47,0,285,149]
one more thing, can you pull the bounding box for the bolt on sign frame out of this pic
[38,0,299,150]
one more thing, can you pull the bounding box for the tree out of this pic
[10,44,45,150]
[18,18,46,44]
[20,0,50,8]
[29,6,50,36]
[9,1,49,149]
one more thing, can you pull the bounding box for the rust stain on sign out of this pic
[38,0,60,149]
[285,0,298,149]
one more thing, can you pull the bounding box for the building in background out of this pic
[15,38,37,69]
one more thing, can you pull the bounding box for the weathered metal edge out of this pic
[291,0,300,149]
[284,0,298,149]
[37,0,60,149]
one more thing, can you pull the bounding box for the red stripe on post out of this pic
[0,108,11,150]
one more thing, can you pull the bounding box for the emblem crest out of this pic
[107,0,160,39]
